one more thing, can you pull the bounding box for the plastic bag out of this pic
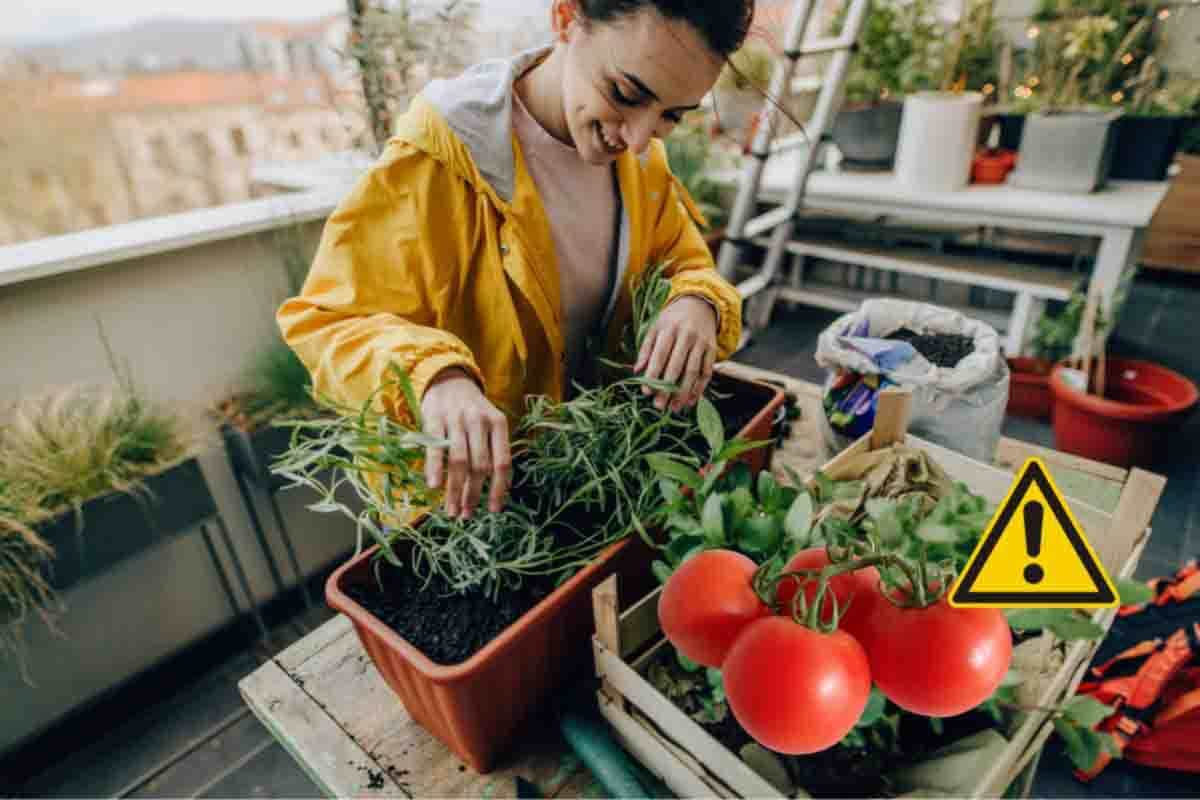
[816,299,1010,462]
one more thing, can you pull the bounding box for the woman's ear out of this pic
[551,0,580,42]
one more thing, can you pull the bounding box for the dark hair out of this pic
[578,0,756,57]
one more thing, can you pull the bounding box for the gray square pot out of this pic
[1007,109,1122,193]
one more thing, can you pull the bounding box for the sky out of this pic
[5,0,544,44]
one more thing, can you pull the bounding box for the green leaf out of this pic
[1064,696,1116,729]
[697,396,724,460]
[1116,577,1153,606]
[705,667,724,690]
[716,438,769,463]
[916,521,958,544]
[667,512,700,533]
[725,461,753,492]
[658,478,682,506]
[729,487,754,527]
[666,534,706,566]
[702,494,726,547]
[652,560,673,585]
[865,498,896,519]
[675,649,702,672]
[783,492,814,544]
[700,461,728,498]
[645,453,701,489]
[1006,609,1105,641]
[812,471,835,503]
[739,513,781,556]
[389,363,422,430]
[1054,718,1104,773]
[856,688,887,728]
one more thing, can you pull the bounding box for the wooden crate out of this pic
[590,394,1165,799]
[1143,154,1200,274]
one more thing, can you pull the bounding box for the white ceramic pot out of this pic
[894,91,984,192]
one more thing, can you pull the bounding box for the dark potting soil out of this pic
[886,328,975,369]
[344,558,557,666]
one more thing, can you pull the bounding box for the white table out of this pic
[712,150,1170,346]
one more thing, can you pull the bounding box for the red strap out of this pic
[1089,639,1162,679]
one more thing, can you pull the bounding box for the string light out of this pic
[1157,8,1170,19]
[1027,25,1040,39]
[1112,91,1125,103]
[1029,76,1041,87]
[1015,86,1034,99]
[982,83,995,95]
[1121,53,1134,65]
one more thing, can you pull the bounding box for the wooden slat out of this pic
[594,576,624,706]
[598,695,738,799]
[239,660,405,798]
[617,584,663,660]
[994,438,1128,485]
[275,614,354,672]
[870,388,912,448]
[1095,468,1165,592]
[593,642,782,798]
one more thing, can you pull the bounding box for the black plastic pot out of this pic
[831,101,904,169]
[989,112,1026,151]
[222,422,296,491]
[1108,115,1196,181]
[34,459,217,591]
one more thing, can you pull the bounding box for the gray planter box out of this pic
[1008,110,1122,193]
[831,101,904,168]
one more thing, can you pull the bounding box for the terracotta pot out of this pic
[326,375,786,772]
[1050,359,1199,467]
[972,150,1017,184]
[1006,357,1053,420]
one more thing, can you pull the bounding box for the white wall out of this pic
[0,192,358,754]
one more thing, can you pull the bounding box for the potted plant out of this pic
[0,348,205,668]
[1006,286,1086,419]
[829,0,943,170]
[711,45,775,138]
[1109,77,1200,181]
[276,267,786,772]
[1007,9,1136,193]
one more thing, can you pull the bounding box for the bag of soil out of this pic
[816,298,1010,462]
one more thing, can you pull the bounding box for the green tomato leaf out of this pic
[783,491,814,544]
[702,494,726,547]
[665,534,706,566]
[717,438,769,463]
[1115,577,1153,606]
[652,560,673,585]
[725,461,753,492]
[645,453,701,489]
[1006,609,1105,641]
[697,395,725,460]
[739,513,782,556]
[700,460,728,498]
[659,478,683,506]
[705,667,725,690]
[856,688,887,728]
[1064,696,1116,729]
[757,470,779,507]
[812,470,835,503]
[916,521,958,544]
[729,487,755,527]
[1054,718,1104,774]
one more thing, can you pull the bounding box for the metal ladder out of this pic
[716,0,874,349]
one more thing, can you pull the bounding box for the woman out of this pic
[278,0,754,521]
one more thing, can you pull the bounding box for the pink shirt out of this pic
[511,90,618,391]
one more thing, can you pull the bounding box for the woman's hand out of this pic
[635,295,719,413]
[421,367,512,519]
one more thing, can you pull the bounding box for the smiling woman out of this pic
[277,0,754,521]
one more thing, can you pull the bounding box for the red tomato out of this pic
[723,616,872,754]
[775,548,881,639]
[856,594,1012,717]
[658,549,767,668]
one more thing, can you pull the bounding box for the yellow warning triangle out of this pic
[949,457,1117,609]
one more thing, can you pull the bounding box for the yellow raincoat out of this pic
[278,48,742,426]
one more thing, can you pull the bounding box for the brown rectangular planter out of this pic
[324,374,785,772]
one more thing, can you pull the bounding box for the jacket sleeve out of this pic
[276,142,484,428]
[646,146,743,360]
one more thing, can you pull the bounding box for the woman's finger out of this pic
[444,420,470,518]
[488,412,512,513]
[675,339,708,411]
[644,327,678,404]
[637,326,658,393]
[662,330,695,411]
[689,345,716,407]
[425,416,447,489]
[463,411,490,518]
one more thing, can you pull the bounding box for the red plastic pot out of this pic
[326,375,785,772]
[1006,357,1053,419]
[1050,359,1199,468]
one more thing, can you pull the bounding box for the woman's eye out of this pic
[610,83,637,105]
[664,112,683,124]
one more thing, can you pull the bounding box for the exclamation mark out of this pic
[1023,502,1044,585]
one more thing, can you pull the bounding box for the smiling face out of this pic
[551,1,724,165]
